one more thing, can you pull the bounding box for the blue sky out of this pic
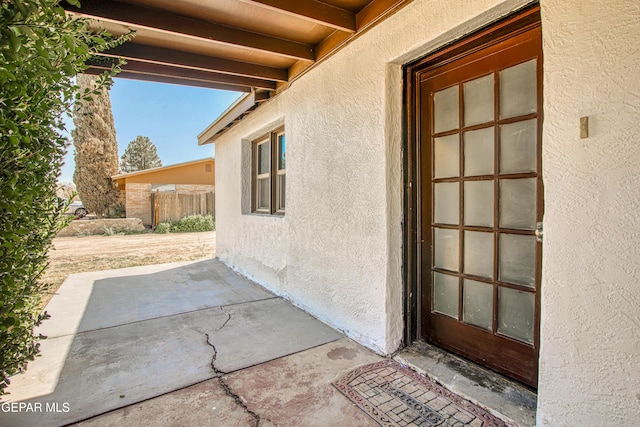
[58,78,242,183]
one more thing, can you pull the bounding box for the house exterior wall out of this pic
[175,184,215,194]
[212,0,639,425]
[118,160,215,226]
[125,182,152,225]
[124,183,215,226]
[122,160,214,185]
[215,0,536,356]
[537,1,640,425]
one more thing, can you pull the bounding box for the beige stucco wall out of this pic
[213,0,639,424]
[216,0,535,356]
[537,1,640,425]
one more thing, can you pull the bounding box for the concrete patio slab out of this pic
[224,337,383,427]
[73,338,383,427]
[74,379,258,427]
[2,259,342,427]
[39,259,274,337]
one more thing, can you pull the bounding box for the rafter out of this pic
[63,0,315,61]
[357,0,407,31]
[241,0,356,33]
[98,43,289,82]
[84,67,252,92]
[87,59,277,91]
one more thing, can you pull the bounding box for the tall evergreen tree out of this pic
[72,74,120,217]
[120,136,162,172]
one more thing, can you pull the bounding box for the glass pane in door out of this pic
[464,231,494,279]
[464,127,494,176]
[464,279,493,330]
[464,181,494,227]
[500,59,537,119]
[434,183,459,225]
[500,119,537,174]
[499,234,536,287]
[434,272,459,318]
[434,86,459,133]
[500,178,536,230]
[498,287,535,343]
[434,134,459,178]
[464,74,494,126]
[434,228,459,272]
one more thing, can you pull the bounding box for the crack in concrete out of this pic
[217,312,232,331]
[195,323,273,427]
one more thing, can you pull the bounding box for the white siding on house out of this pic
[212,0,640,425]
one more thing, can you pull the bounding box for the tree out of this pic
[56,182,78,201]
[0,0,127,394]
[120,136,162,172]
[72,74,121,217]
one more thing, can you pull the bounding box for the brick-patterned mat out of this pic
[333,360,514,427]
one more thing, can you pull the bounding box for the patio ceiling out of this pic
[63,0,413,95]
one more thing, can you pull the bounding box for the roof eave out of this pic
[111,157,215,181]
[197,91,271,145]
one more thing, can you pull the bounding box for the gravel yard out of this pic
[41,231,216,307]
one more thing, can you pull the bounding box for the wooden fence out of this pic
[151,191,215,227]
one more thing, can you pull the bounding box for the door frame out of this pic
[402,4,542,385]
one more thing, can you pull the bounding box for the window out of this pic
[252,127,285,214]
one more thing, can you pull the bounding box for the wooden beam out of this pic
[99,42,289,82]
[87,59,277,91]
[241,0,356,32]
[64,0,315,60]
[357,0,409,31]
[85,67,252,92]
[283,0,412,89]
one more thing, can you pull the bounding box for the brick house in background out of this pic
[112,158,215,226]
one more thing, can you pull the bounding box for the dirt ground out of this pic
[41,231,216,307]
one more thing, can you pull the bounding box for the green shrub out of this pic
[173,215,215,232]
[0,0,127,394]
[155,215,215,234]
[155,222,172,234]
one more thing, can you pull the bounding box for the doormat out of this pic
[333,360,514,427]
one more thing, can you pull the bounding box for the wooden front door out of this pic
[407,7,543,388]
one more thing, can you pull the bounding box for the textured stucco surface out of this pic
[212,0,640,424]
[214,0,533,354]
[537,1,640,425]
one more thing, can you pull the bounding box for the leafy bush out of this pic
[155,215,215,234]
[174,215,215,232]
[155,222,172,234]
[0,0,127,394]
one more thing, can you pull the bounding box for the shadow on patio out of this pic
[2,259,346,426]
